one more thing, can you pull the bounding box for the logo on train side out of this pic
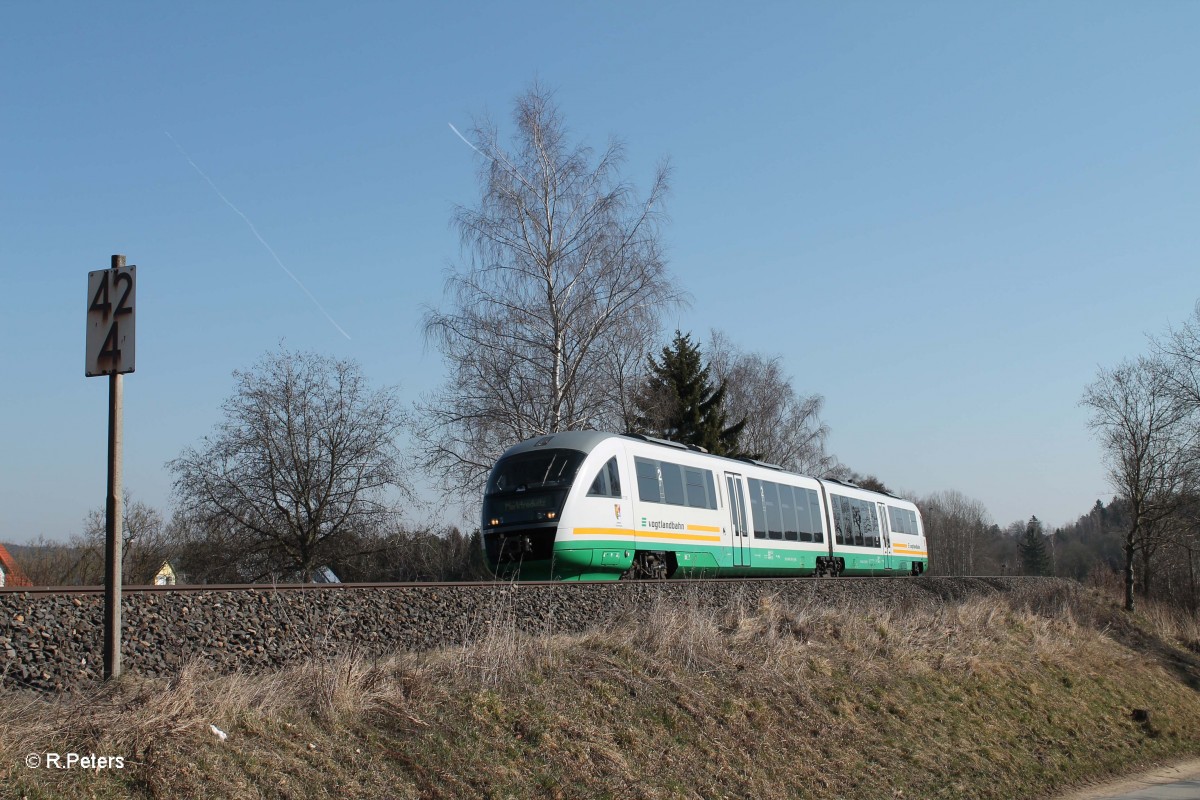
[642,518,686,532]
[614,504,622,522]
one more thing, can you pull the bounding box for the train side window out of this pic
[831,494,845,544]
[779,484,799,541]
[845,497,862,546]
[866,502,880,547]
[661,461,686,505]
[764,482,783,540]
[635,457,661,503]
[862,501,872,546]
[684,467,708,508]
[808,489,824,543]
[705,470,718,510]
[748,478,767,539]
[794,487,811,542]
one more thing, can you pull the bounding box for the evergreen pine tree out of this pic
[633,331,747,456]
[1018,515,1051,576]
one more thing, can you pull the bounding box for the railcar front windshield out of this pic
[482,448,587,527]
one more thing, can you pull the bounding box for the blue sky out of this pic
[2,2,1197,541]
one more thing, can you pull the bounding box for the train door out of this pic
[725,473,749,568]
[877,502,893,573]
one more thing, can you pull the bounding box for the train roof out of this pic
[496,431,720,459]
[494,432,912,504]
[496,431,619,459]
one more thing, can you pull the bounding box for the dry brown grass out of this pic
[4,582,1200,799]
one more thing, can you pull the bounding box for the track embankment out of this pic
[5,578,1200,799]
[1,576,1062,692]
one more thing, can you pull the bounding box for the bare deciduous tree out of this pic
[917,490,992,576]
[418,84,685,498]
[8,537,82,586]
[1153,300,1200,410]
[706,330,836,474]
[1082,357,1200,611]
[81,491,175,583]
[170,348,408,581]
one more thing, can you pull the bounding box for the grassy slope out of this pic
[4,582,1200,799]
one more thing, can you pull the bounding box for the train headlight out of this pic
[546,511,557,520]
[489,518,500,527]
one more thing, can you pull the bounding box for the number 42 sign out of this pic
[86,265,135,376]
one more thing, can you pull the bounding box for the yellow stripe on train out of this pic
[573,527,722,543]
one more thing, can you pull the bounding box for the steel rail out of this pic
[0,575,1023,596]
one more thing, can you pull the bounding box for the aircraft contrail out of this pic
[165,131,352,340]
[448,122,482,156]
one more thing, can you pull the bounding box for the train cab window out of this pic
[587,457,622,498]
[748,478,767,539]
[779,485,798,541]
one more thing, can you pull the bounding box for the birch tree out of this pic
[418,84,685,497]
[1082,357,1200,611]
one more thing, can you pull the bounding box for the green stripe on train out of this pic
[541,538,926,579]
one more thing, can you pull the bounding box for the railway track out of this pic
[0,574,1025,596]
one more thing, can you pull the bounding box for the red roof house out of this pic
[0,544,32,587]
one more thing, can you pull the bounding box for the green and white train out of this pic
[481,431,928,581]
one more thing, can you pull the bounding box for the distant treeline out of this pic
[8,493,1177,604]
[924,493,1200,614]
[6,519,491,587]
